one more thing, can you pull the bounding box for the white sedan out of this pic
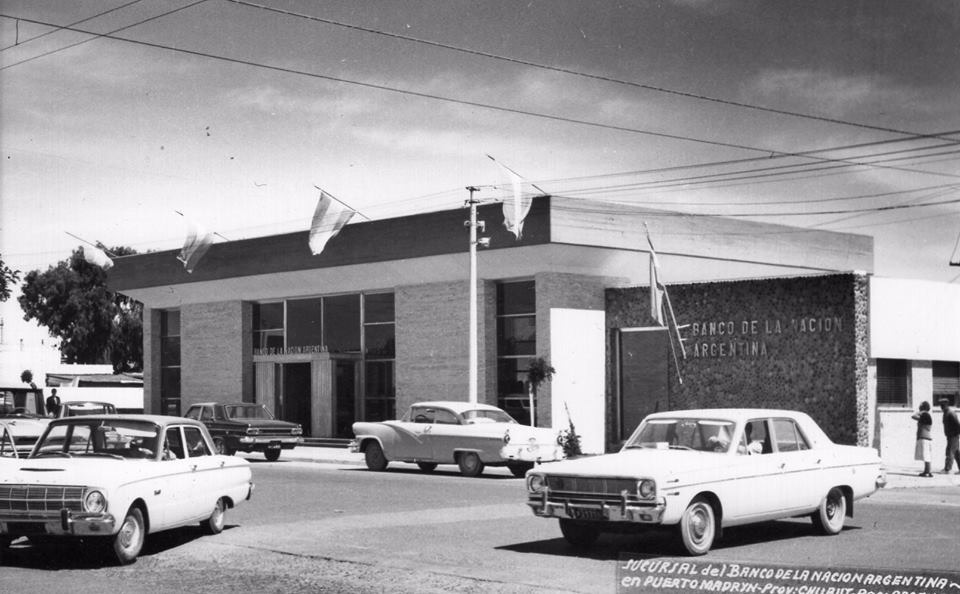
[526,409,886,555]
[351,401,565,477]
[0,415,253,564]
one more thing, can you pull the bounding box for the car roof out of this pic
[62,401,114,406]
[49,414,206,427]
[645,409,812,422]
[411,401,504,413]
[189,402,260,407]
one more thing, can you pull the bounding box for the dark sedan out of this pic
[185,402,303,461]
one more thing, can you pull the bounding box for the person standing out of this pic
[939,397,960,474]
[45,388,61,417]
[911,401,933,477]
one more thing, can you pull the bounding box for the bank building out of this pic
[108,196,960,466]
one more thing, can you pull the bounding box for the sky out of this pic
[1,0,959,322]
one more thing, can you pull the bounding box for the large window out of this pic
[160,310,181,416]
[876,358,909,406]
[496,281,536,413]
[933,361,959,405]
[363,292,395,421]
[253,302,284,350]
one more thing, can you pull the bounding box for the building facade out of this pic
[108,195,957,459]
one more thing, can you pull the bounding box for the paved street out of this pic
[1,456,959,593]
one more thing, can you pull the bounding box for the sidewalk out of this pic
[278,446,960,490]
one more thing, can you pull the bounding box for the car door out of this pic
[424,407,467,463]
[151,425,197,530]
[769,417,822,513]
[182,424,226,519]
[386,406,435,461]
[724,418,789,522]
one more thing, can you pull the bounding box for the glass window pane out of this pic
[161,336,181,366]
[364,293,395,323]
[324,295,360,353]
[287,298,323,348]
[497,358,527,400]
[497,281,535,315]
[365,361,395,422]
[253,302,284,331]
[365,324,395,358]
[161,368,181,400]
[161,310,180,337]
[877,358,909,405]
[498,316,535,356]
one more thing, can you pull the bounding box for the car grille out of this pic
[0,485,86,518]
[546,476,637,497]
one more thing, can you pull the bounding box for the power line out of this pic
[1,13,957,182]
[0,0,146,52]
[225,0,960,146]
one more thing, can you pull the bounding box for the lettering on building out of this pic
[687,317,843,359]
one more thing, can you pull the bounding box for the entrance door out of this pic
[282,363,312,436]
[618,329,669,440]
[334,360,357,438]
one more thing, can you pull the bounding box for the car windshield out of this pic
[224,404,274,420]
[64,403,114,416]
[461,408,517,424]
[624,418,737,453]
[32,419,161,460]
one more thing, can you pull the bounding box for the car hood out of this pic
[533,448,726,480]
[1,456,249,487]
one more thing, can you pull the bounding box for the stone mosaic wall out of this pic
[607,273,870,445]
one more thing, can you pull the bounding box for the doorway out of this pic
[281,363,312,436]
[618,328,669,440]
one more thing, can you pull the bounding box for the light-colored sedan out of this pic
[526,409,886,555]
[0,415,253,564]
[351,401,565,477]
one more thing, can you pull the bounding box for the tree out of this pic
[18,246,142,373]
[0,254,20,302]
[20,369,37,389]
[525,356,556,427]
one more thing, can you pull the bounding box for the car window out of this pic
[771,419,810,452]
[200,407,214,422]
[184,426,211,457]
[412,408,434,423]
[738,419,771,455]
[184,407,201,420]
[163,427,185,460]
[627,418,736,453]
[433,409,459,425]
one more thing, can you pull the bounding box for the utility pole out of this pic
[464,187,486,403]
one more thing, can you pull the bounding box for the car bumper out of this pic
[527,492,666,524]
[0,510,117,537]
[500,443,565,463]
[237,436,302,451]
[348,439,360,453]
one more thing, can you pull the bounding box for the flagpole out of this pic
[466,186,480,404]
[64,231,116,257]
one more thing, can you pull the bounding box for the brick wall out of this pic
[181,301,250,408]
[607,273,869,444]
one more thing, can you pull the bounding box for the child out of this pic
[911,401,933,477]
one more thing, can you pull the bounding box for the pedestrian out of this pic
[911,401,933,477]
[45,388,60,417]
[939,397,960,474]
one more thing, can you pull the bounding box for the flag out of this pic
[490,156,532,239]
[83,245,113,270]
[177,218,214,273]
[309,190,355,255]
[648,235,666,326]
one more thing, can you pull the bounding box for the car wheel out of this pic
[201,498,226,535]
[559,519,600,547]
[507,462,534,478]
[364,441,388,471]
[679,496,716,556]
[457,452,484,477]
[110,506,145,565]
[264,449,281,462]
[812,487,846,535]
[417,462,438,472]
[213,437,235,456]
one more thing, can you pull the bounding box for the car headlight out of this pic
[503,430,511,444]
[292,426,303,436]
[83,489,107,513]
[527,473,546,493]
[637,479,656,499]
[246,427,261,436]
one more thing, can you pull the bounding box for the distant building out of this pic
[108,196,958,461]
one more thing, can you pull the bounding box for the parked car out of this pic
[525,409,886,555]
[500,393,537,426]
[184,402,303,461]
[0,422,22,459]
[0,406,50,456]
[56,401,118,417]
[351,401,565,477]
[0,414,253,564]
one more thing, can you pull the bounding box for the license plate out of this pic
[570,507,603,521]
[267,442,281,449]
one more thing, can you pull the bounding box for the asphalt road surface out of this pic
[2,459,958,594]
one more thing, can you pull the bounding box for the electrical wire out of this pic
[0,0,146,52]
